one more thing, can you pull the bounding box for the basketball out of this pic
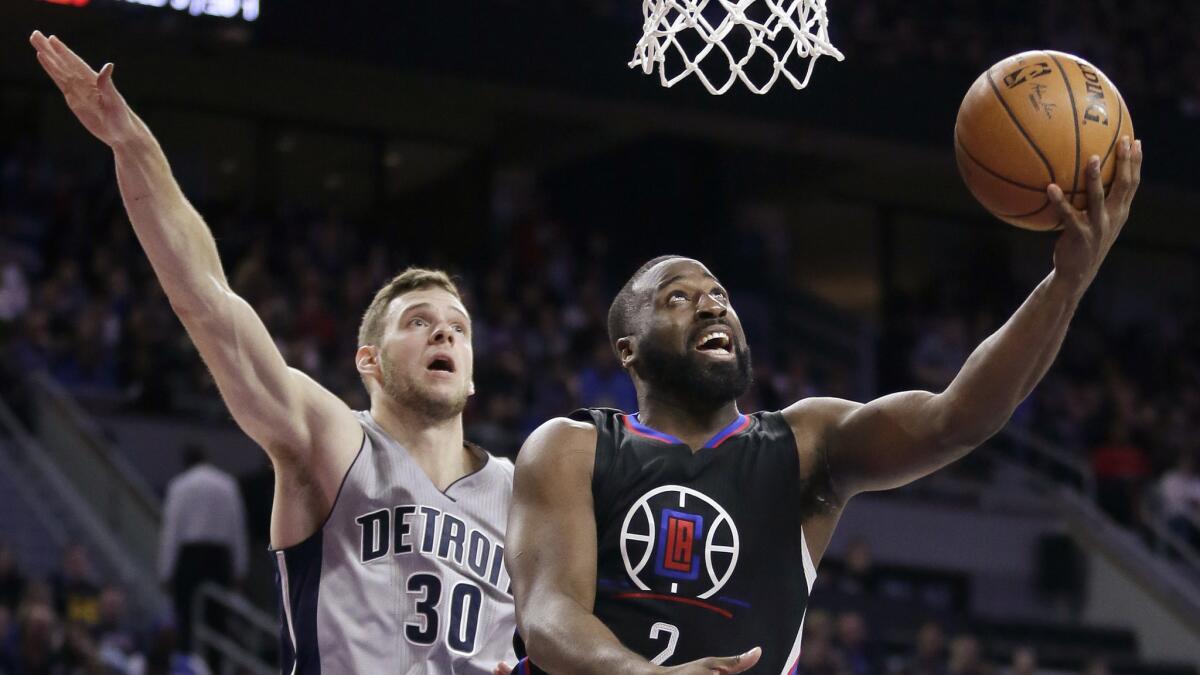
[954,50,1134,231]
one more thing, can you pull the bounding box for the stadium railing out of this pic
[193,581,278,675]
[27,372,164,574]
[0,393,167,618]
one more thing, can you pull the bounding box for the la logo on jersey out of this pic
[620,485,739,599]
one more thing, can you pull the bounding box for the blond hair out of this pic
[357,267,462,347]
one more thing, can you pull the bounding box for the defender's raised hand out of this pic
[1047,136,1143,289]
[29,31,140,148]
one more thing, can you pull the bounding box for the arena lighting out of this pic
[38,0,259,21]
[118,0,258,20]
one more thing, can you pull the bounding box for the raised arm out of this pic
[506,418,759,675]
[788,138,1143,499]
[29,32,360,466]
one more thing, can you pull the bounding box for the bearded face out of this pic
[624,259,753,408]
[378,349,471,421]
[634,325,753,407]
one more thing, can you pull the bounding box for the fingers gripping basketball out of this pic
[954,50,1134,231]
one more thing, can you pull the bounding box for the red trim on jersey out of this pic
[707,414,752,448]
[613,592,734,619]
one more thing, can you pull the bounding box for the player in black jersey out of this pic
[504,138,1143,674]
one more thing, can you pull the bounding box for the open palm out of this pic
[29,31,139,147]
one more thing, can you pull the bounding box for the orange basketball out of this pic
[954,50,1133,231]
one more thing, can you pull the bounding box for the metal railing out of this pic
[0,395,168,618]
[996,425,1096,498]
[193,582,278,675]
[28,373,163,568]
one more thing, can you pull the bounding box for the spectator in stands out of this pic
[1,601,60,674]
[0,244,30,326]
[908,315,969,391]
[947,635,992,675]
[1159,450,1200,548]
[1090,417,1152,527]
[576,338,637,412]
[95,585,139,673]
[836,611,880,675]
[1006,646,1036,675]
[159,444,248,657]
[127,619,211,675]
[1080,658,1111,675]
[0,543,26,612]
[799,634,848,675]
[833,537,877,597]
[904,620,948,675]
[51,544,101,631]
[60,619,104,674]
[801,610,847,675]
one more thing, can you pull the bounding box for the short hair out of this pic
[358,267,462,348]
[607,255,683,354]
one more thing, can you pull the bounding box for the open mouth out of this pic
[426,355,456,373]
[694,329,733,356]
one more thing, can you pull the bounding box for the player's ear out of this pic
[616,336,636,369]
[468,379,476,397]
[356,345,380,379]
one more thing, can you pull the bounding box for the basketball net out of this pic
[629,0,844,95]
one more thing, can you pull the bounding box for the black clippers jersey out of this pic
[516,408,817,675]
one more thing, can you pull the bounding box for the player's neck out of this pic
[635,392,741,450]
[370,401,479,490]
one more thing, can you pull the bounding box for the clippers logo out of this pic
[621,486,739,599]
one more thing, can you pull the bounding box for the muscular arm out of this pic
[30,33,359,466]
[507,419,759,675]
[506,419,650,675]
[789,139,1143,500]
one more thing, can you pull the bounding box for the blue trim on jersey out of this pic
[704,414,751,448]
[624,413,749,448]
[273,532,323,674]
[717,595,753,609]
[624,414,684,444]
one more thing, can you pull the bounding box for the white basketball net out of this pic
[629,0,844,95]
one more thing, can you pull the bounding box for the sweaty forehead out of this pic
[387,289,470,320]
[635,258,718,294]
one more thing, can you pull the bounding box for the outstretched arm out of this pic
[29,32,360,466]
[506,418,760,675]
[788,138,1143,499]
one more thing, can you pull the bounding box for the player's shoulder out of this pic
[515,416,598,473]
[777,396,865,455]
[779,396,862,428]
[526,415,598,448]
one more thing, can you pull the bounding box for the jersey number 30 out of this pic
[404,574,483,654]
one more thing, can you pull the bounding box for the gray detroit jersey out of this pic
[272,411,516,674]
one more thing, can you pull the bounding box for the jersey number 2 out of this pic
[405,574,483,654]
[649,622,680,665]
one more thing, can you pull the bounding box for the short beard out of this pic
[380,357,469,422]
[635,339,753,409]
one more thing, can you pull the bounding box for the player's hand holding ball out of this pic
[955,50,1143,290]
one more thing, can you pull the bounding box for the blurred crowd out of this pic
[798,538,1125,675]
[2,100,1199,534]
[0,542,207,675]
[892,258,1200,550]
[0,143,856,457]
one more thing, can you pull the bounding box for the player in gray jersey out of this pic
[31,32,517,674]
